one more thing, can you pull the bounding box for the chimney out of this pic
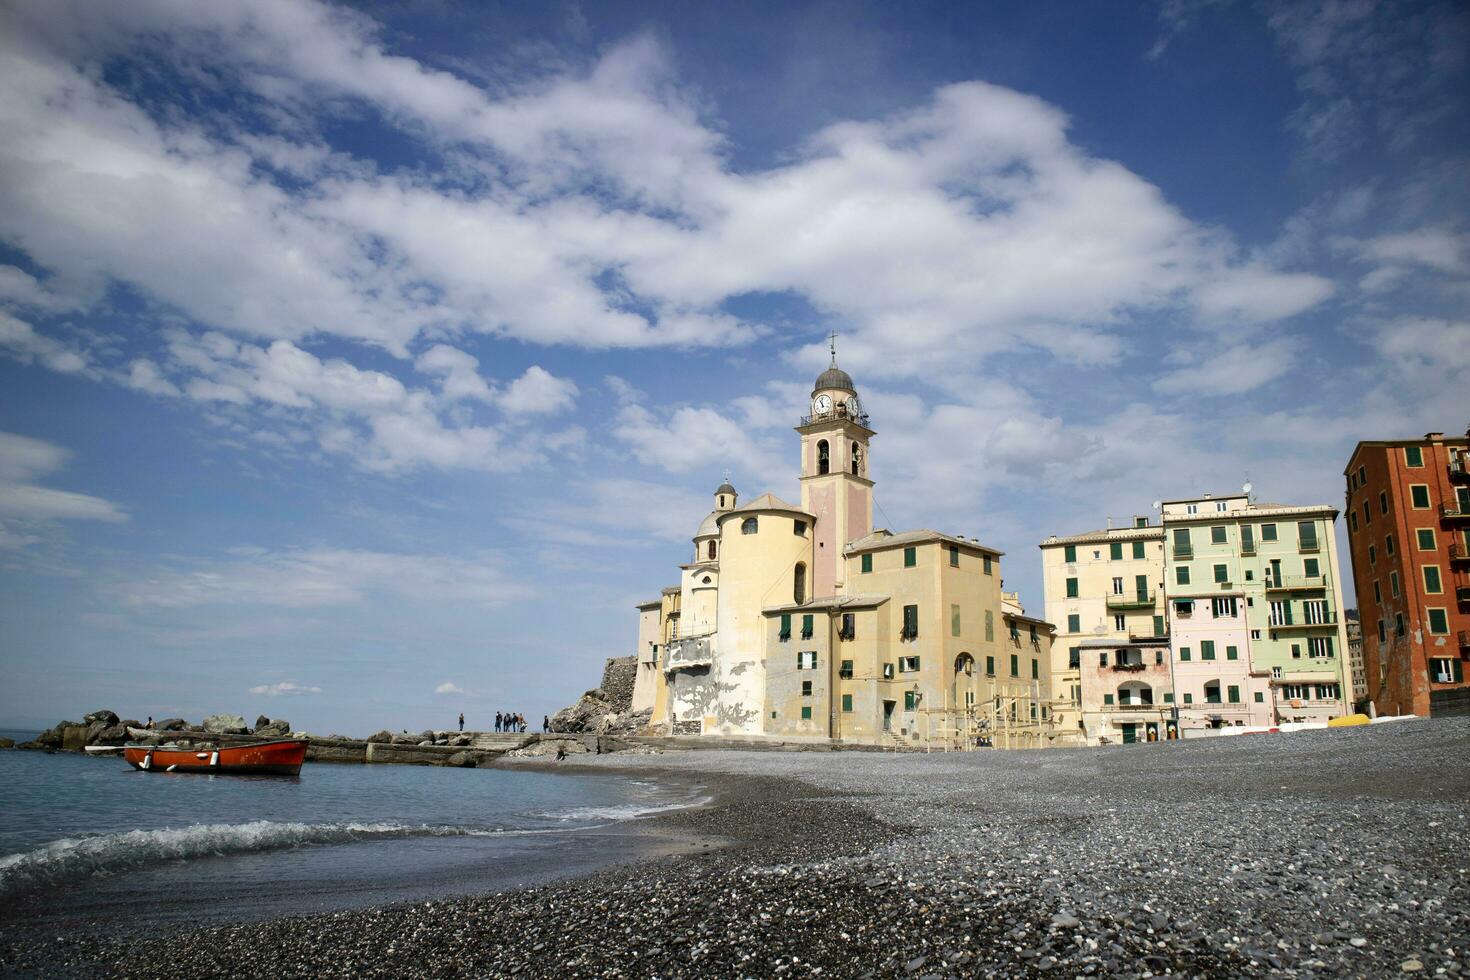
[1425,432,1444,441]
[1106,517,1113,530]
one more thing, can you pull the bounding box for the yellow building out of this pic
[645,350,1056,748]
[1039,522,1166,744]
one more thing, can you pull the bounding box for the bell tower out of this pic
[797,334,874,599]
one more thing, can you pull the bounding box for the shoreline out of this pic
[3,719,1469,977]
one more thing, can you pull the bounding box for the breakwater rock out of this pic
[17,711,294,752]
[549,688,653,736]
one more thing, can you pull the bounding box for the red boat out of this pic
[123,739,308,776]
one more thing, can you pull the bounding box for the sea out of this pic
[0,729,706,933]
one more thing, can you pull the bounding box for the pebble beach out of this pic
[3,717,1467,978]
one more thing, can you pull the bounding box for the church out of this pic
[629,351,1058,748]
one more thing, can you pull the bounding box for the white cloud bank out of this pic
[0,431,126,527]
[249,681,323,696]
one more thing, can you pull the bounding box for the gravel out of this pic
[2,716,1467,978]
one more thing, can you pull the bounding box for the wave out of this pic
[0,820,523,895]
[535,796,710,822]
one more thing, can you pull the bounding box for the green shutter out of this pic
[780,613,790,636]
[841,694,853,712]
[1183,693,1192,704]
[1163,692,1174,703]
[1031,659,1039,680]
[1110,542,1122,561]
[1405,446,1423,467]
[801,706,812,720]
[861,553,872,573]
[1211,526,1226,544]
[1424,566,1442,593]
[1228,685,1240,703]
[1456,660,1466,683]
[986,655,994,676]
[1226,645,1238,661]
[1152,614,1164,637]
[1064,544,1076,562]
[1428,608,1448,634]
[1066,577,1078,598]
[983,555,992,575]
[1214,564,1228,583]
[1133,541,1145,559]
[1254,691,1264,703]
[1180,646,1190,661]
[1201,640,1215,660]
[1067,614,1080,632]
[1010,654,1019,676]
[904,546,916,567]
[1176,566,1190,585]
[1104,693,1114,705]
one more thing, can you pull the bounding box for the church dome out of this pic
[695,510,720,539]
[813,363,855,395]
[715,481,737,496]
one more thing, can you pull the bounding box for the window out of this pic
[708,540,717,560]
[1112,576,1124,594]
[1349,512,1358,533]
[1201,640,1216,661]
[1010,654,1019,677]
[951,603,961,637]
[793,563,806,604]
[1303,599,1329,624]
[1187,503,1198,514]
[1261,523,1278,541]
[1254,691,1264,703]
[1377,619,1386,643]
[1067,613,1080,633]
[841,693,853,712]
[1417,528,1436,550]
[1394,612,1406,636]
[817,439,830,475]
[1068,647,1080,669]
[1316,683,1340,701]
[1410,484,1431,509]
[839,659,853,678]
[1136,517,1149,528]
[985,610,994,641]
[1172,527,1192,556]
[1153,614,1165,637]
[1252,629,1262,640]
[1175,599,1194,617]
[1212,596,1237,618]
[801,613,814,639]
[801,706,812,720]
[1182,693,1193,704]
[1363,501,1372,525]
[851,441,861,475]
[1113,614,1126,631]
[1405,445,1424,467]
[1216,501,1227,512]
[1099,652,1108,667]
[1214,563,1229,583]
[1269,600,1290,627]
[1384,534,1395,557]
[1110,541,1123,560]
[861,553,872,574]
[1179,645,1191,661]
[1271,666,1281,679]
[1176,566,1191,585]
[1379,490,1390,515]
[840,613,855,640]
[1390,571,1400,597]
[1228,685,1241,704]
[741,517,758,534]
[949,544,959,567]
[1104,693,1115,705]
[1031,659,1039,680]
[1132,541,1145,559]
[1303,558,1319,578]
[1358,464,1366,485]
[779,613,791,641]
[797,650,817,669]
[801,680,812,696]
[1291,643,1302,659]
[904,546,916,568]
[1431,658,1465,684]
[1423,566,1442,594]
[1211,526,1227,544]
[1427,608,1449,634]
[883,663,895,679]
[904,691,919,711]
[1308,637,1334,658]
[1064,544,1077,563]
[901,604,919,640]
[1242,525,1256,552]
[1226,645,1239,661]
[985,655,995,676]
[1065,577,1079,598]
[1163,692,1174,703]
[900,655,920,672]
[1282,684,1308,700]
[983,555,993,575]
[1373,580,1382,603]
[1298,521,1318,550]
[793,520,807,536]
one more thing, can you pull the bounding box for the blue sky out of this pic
[1,0,1466,733]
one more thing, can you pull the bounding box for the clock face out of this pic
[814,393,833,414]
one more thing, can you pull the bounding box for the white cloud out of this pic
[497,365,578,416]
[1153,338,1299,396]
[0,311,91,375]
[118,547,535,608]
[249,681,323,696]
[434,681,468,696]
[0,431,126,524]
[415,345,494,403]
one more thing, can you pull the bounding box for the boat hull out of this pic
[123,739,308,776]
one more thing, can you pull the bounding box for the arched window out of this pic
[1118,681,1154,706]
[741,517,758,535]
[707,540,716,560]
[954,653,974,676]
[793,563,806,604]
[817,440,830,475]
[1204,680,1222,704]
[718,495,725,508]
[851,441,861,475]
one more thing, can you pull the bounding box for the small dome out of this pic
[813,364,855,395]
[715,481,737,496]
[695,510,720,539]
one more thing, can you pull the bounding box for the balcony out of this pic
[664,636,715,671]
[1271,615,1339,631]
[1109,702,1159,711]
[1458,586,1470,605]
[1111,662,1147,672]
[1442,504,1470,523]
[1460,630,1470,649]
[1106,591,1156,610]
[1451,542,1470,563]
[1450,456,1470,482]
[1265,574,1327,592]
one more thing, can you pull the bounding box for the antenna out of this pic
[828,330,838,364]
[1151,500,1161,510]
[1242,481,1253,496]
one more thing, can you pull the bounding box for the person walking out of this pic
[494,711,502,733]
[542,715,549,733]
[458,712,464,733]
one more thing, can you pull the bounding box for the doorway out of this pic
[1121,723,1137,744]
[882,700,896,732]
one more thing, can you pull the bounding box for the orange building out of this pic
[1343,431,1470,717]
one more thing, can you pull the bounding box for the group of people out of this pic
[493,711,547,733]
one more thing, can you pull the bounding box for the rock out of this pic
[0,737,14,749]
[36,727,63,747]
[97,725,129,744]
[83,719,110,745]
[61,725,91,751]
[549,690,651,736]
[202,713,249,735]
[120,719,141,730]
[83,709,119,726]
[451,735,472,746]
[391,733,420,745]
[1051,912,1081,930]
[1350,937,1368,948]
[156,718,188,731]
[253,718,291,737]
[366,730,393,743]
[254,714,271,731]
[1402,960,1424,973]
[447,751,477,768]
[419,730,435,743]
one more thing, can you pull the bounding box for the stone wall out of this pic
[600,656,638,714]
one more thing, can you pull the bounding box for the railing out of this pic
[1442,504,1470,521]
[1460,629,1470,648]
[1111,662,1146,672]
[1450,456,1469,479]
[1109,702,1158,711]
[1298,537,1320,553]
[798,405,870,428]
[1106,591,1155,609]
[1266,574,1327,591]
[1272,613,1339,630]
[1173,544,1193,558]
[1456,586,1470,604]
[1450,542,1469,562]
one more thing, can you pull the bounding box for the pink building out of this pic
[1167,592,1274,735]
[1078,637,1174,744]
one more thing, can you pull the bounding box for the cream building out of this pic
[635,352,1057,748]
[1039,522,1166,744]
